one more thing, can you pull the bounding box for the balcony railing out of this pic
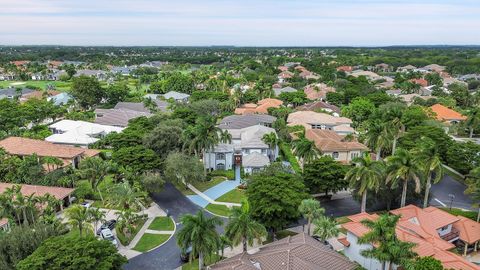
[440,227,460,242]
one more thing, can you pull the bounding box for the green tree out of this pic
[88,207,105,233]
[105,82,130,106]
[358,214,417,270]
[111,146,160,173]
[292,137,320,168]
[176,211,223,270]
[386,149,423,208]
[341,97,376,127]
[345,153,384,212]
[164,152,206,189]
[466,107,480,138]
[77,157,111,202]
[448,83,470,108]
[364,120,391,160]
[65,205,92,237]
[106,181,147,210]
[302,156,348,195]
[412,137,444,208]
[247,168,308,238]
[298,198,325,236]
[262,132,278,161]
[404,256,443,270]
[313,216,339,241]
[143,122,184,159]
[71,75,104,109]
[379,102,406,154]
[225,200,267,252]
[16,235,127,270]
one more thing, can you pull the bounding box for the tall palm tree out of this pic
[218,234,232,259]
[177,211,223,270]
[42,156,63,172]
[77,157,111,202]
[117,209,140,238]
[262,132,278,162]
[106,181,147,211]
[89,207,106,233]
[298,198,324,235]
[313,216,339,242]
[345,153,384,212]
[225,200,266,252]
[65,205,92,237]
[364,121,391,161]
[381,103,405,154]
[358,214,417,270]
[466,107,480,138]
[386,149,423,208]
[292,137,320,168]
[412,137,444,208]
[465,167,480,222]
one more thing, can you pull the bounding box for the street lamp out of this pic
[448,194,455,210]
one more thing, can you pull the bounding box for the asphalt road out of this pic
[124,183,225,270]
[430,174,473,210]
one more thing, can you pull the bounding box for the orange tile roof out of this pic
[0,183,75,200]
[410,78,429,87]
[306,129,368,152]
[304,83,336,100]
[336,66,353,72]
[0,218,8,227]
[235,99,283,115]
[343,205,480,270]
[430,104,467,121]
[0,137,85,159]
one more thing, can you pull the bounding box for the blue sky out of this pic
[1,0,480,46]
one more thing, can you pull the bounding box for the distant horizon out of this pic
[1,44,480,48]
[2,0,480,46]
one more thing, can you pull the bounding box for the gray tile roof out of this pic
[94,109,150,127]
[218,114,277,129]
[162,91,190,101]
[114,100,169,114]
[210,233,356,270]
[274,86,297,96]
[0,88,35,99]
[242,152,270,168]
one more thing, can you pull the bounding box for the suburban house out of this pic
[278,71,294,83]
[111,66,135,76]
[210,233,357,270]
[305,129,368,163]
[410,78,429,87]
[349,70,382,81]
[0,88,35,100]
[46,120,124,147]
[337,66,353,72]
[297,101,341,116]
[162,91,190,103]
[419,64,446,73]
[218,114,276,130]
[47,92,73,106]
[235,98,283,115]
[340,205,480,270]
[204,125,278,174]
[287,111,354,135]
[278,66,289,72]
[0,183,75,211]
[397,65,417,73]
[95,100,169,127]
[273,86,297,96]
[430,104,467,124]
[74,69,107,80]
[19,90,61,103]
[304,83,336,100]
[0,137,99,170]
[0,218,9,231]
[374,63,391,72]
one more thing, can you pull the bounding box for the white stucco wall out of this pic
[344,232,384,270]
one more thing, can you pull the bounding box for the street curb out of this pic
[137,216,177,254]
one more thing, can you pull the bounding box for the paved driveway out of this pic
[124,183,226,270]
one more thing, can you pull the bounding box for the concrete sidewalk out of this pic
[187,183,241,208]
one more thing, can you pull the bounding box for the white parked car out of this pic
[80,201,91,208]
[100,228,118,248]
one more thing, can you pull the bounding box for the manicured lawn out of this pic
[440,207,478,221]
[132,233,170,252]
[116,218,147,246]
[148,217,174,231]
[182,254,222,270]
[205,204,231,217]
[216,188,246,204]
[0,80,72,91]
[335,216,351,224]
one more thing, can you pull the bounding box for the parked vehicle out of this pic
[180,247,193,262]
[80,201,91,208]
[100,228,118,248]
[96,220,117,235]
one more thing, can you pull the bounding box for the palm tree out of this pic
[298,199,324,235]
[466,107,480,138]
[89,207,105,233]
[106,181,147,211]
[226,200,266,252]
[77,157,111,202]
[345,153,384,212]
[381,104,405,154]
[117,209,140,238]
[177,211,223,270]
[262,132,278,162]
[42,156,63,172]
[412,137,444,208]
[65,205,92,237]
[218,235,232,259]
[386,149,423,208]
[313,216,339,242]
[358,214,417,270]
[292,137,320,168]
[364,122,391,161]
[465,167,480,222]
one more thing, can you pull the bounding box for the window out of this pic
[216,153,225,160]
[216,163,225,170]
[351,152,359,159]
[332,152,339,159]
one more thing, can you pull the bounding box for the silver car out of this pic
[100,228,118,248]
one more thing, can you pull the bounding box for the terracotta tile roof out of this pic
[336,66,353,72]
[430,104,467,122]
[343,205,480,270]
[278,71,293,79]
[21,90,61,101]
[0,183,75,200]
[287,111,352,128]
[278,66,288,72]
[0,137,85,159]
[303,83,336,100]
[410,78,429,87]
[235,99,283,115]
[306,129,368,152]
[453,216,480,244]
[211,233,356,270]
[337,237,350,247]
[297,101,340,114]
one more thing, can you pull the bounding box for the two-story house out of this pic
[340,205,480,270]
[204,125,278,174]
[287,111,354,135]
